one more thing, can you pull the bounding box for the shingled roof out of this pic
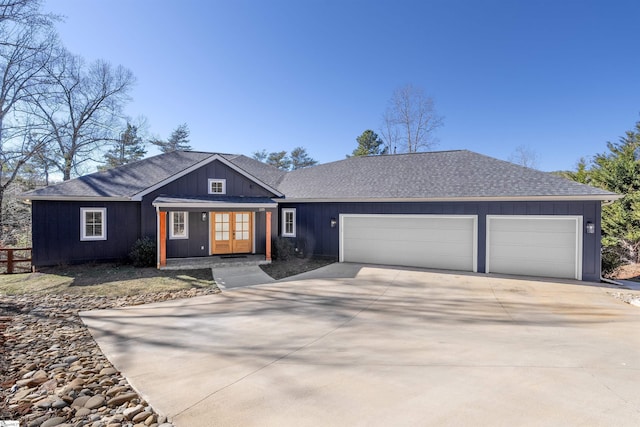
[277,150,617,201]
[24,149,618,201]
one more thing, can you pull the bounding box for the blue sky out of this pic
[44,0,640,172]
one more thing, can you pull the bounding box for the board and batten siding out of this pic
[279,200,602,282]
[32,200,140,267]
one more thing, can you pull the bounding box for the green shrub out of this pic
[272,237,294,261]
[129,237,156,267]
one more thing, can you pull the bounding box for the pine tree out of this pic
[349,130,387,157]
[101,122,146,169]
[290,147,317,169]
[151,123,192,153]
[589,121,640,264]
[266,151,291,170]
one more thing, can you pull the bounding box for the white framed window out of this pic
[208,179,226,194]
[282,208,296,237]
[169,211,189,239]
[80,208,107,241]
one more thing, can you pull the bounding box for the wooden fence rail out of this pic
[0,247,32,274]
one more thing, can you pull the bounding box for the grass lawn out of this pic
[0,264,215,296]
[0,257,336,296]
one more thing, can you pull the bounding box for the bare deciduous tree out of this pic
[381,84,444,153]
[0,0,50,27]
[508,145,539,169]
[0,0,58,241]
[31,50,135,180]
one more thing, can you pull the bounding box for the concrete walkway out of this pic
[81,265,640,427]
[211,265,275,289]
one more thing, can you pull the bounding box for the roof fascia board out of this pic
[22,196,132,202]
[278,195,623,203]
[131,154,283,201]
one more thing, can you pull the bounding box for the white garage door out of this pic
[340,215,477,272]
[486,216,582,280]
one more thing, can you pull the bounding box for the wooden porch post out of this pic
[265,210,272,261]
[158,211,167,268]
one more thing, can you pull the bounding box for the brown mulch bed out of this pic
[612,263,640,282]
[260,257,335,280]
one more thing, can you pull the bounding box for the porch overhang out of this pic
[154,196,275,268]
[152,196,278,210]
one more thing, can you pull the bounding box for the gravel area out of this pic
[1,287,220,427]
[609,291,640,307]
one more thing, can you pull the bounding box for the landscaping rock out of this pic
[72,396,91,408]
[75,407,92,417]
[41,417,68,427]
[84,394,106,409]
[107,392,138,406]
[123,404,143,420]
[0,290,210,427]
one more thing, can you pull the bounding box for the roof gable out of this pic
[24,151,283,200]
[131,153,283,200]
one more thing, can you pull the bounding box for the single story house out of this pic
[23,149,619,281]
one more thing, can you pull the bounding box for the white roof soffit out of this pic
[130,154,283,201]
[152,201,277,209]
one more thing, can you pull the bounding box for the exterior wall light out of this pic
[201,212,207,222]
[586,222,595,234]
[330,217,337,228]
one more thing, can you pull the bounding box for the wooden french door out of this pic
[211,212,253,255]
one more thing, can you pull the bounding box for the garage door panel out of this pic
[345,237,472,257]
[489,245,576,264]
[491,218,575,233]
[491,230,576,243]
[344,240,473,270]
[357,229,472,245]
[346,216,458,229]
[341,215,476,272]
[490,231,576,249]
[487,216,581,280]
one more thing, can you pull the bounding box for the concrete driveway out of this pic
[81,264,640,427]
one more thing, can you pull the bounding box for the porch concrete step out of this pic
[160,255,270,270]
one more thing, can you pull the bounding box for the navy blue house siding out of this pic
[165,211,210,258]
[279,200,602,282]
[31,159,280,265]
[32,200,140,267]
[162,209,276,258]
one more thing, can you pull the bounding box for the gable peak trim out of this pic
[130,153,283,201]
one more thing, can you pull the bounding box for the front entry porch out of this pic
[152,196,277,268]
